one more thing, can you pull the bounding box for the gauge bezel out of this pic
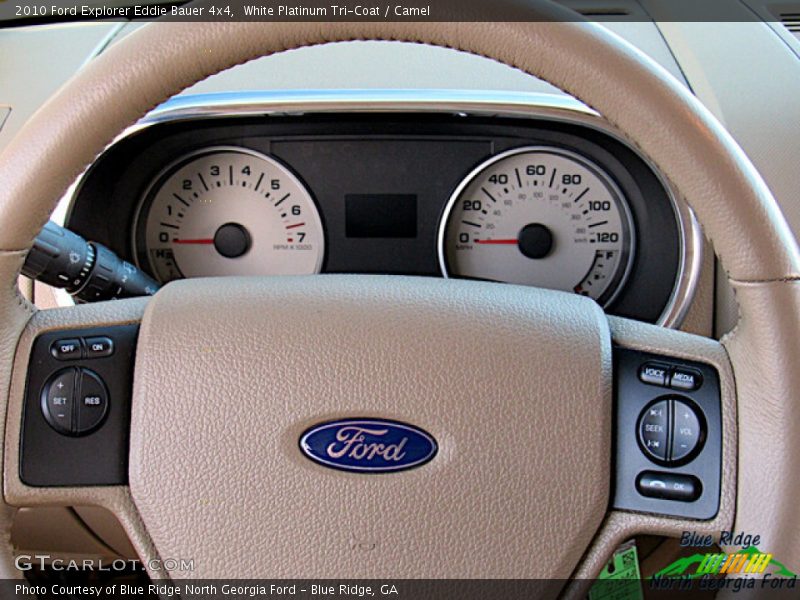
[56,90,699,328]
[437,145,637,307]
[132,145,326,282]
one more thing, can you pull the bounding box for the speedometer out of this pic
[438,147,635,306]
[135,147,324,283]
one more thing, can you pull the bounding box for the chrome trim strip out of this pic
[54,89,701,328]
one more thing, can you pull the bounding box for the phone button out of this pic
[637,471,701,502]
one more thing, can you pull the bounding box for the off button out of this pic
[50,339,81,360]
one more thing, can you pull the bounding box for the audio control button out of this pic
[638,400,669,462]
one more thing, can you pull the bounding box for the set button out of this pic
[42,369,75,435]
[638,397,705,465]
[51,336,114,360]
[41,368,109,436]
[638,362,702,391]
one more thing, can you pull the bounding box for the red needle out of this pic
[474,239,518,245]
[173,238,214,245]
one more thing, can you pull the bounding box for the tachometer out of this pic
[439,147,634,306]
[135,147,324,283]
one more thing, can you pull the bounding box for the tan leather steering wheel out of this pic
[1,0,799,588]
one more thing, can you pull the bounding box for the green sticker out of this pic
[589,541,644,600]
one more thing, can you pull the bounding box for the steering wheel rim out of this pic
[1,0,799,585]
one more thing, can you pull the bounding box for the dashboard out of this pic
[63,91,700,325]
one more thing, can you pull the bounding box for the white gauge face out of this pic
[136,148,324,283]
[440,147,635,306]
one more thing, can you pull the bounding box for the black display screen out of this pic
[345,194,417,238]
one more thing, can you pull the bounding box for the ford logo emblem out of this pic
[299,419,438,473]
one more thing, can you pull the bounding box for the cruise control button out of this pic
[50,339,82,360]
[84,336,114,358]
[637,471,701,502]
[76,369,109,434]
[671,400,703,462]
[638,400,669,461]
[43,368,76,434]
[670,368,702,391]
[639,363,669,387]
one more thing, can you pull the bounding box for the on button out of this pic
[85,337,114,358]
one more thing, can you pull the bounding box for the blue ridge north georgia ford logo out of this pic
[299,419,438,473]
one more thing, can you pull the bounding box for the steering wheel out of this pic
[1,0,799,589]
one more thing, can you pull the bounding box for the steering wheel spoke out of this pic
[571,316,738,574]
[0,296,169,577]
[611,317,736,511]
[5,300,146,496]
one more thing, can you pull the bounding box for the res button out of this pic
[76,369,109,434]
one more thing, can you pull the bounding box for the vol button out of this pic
[671,400,703,462]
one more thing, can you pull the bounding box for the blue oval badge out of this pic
[299,419,437,473]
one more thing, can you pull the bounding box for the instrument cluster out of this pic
[66,103,694,325]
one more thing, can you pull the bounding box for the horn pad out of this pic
[129,276,611,580]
